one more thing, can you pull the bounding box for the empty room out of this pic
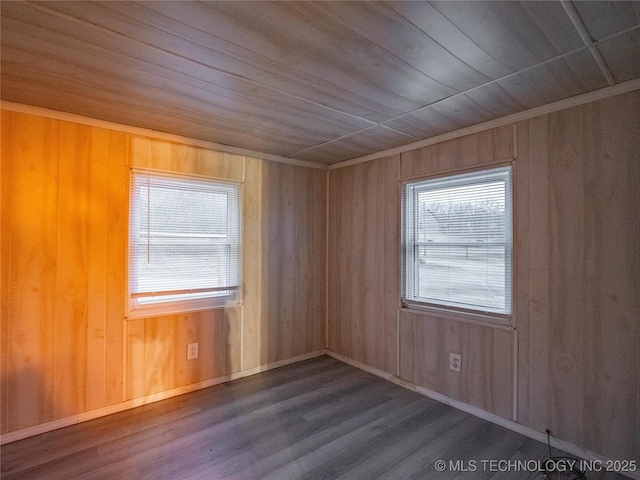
[1,1,639,479]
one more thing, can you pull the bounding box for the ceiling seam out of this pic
[10,1,638,165]
[328,78,640,171]
[22,1,381,129]
[383,1,505,82]
[560,0,616,86]
[289,43,600,160]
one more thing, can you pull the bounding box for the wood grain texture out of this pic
[126,139,326,395]
[1,1,635,164]
[127,309,242,400]
[128,135,244,181]
[327,155,399,375]
[0,110,11,433]
[257,160,327,365]
[2,112,59,432]
[0,113,132,432]
[399,124,514,180]
[2,110,326,437]
[332,91,639,462]
[104,130,128,406]
[398,312,513,420]
[516,92,639,461]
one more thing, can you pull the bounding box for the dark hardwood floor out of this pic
[0,356,630,479]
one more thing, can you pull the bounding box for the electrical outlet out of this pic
[449,352,461,372]
[187,342,199,360]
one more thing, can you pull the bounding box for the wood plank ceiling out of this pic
[2,1,639,165]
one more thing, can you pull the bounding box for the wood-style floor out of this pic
[0,356,630,480]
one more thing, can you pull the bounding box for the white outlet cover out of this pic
[187,342,199,360]
[449,352,461,372]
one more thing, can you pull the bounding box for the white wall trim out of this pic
[0,101,328,171]
[0,349,326,446]
[328,78,640,171]
[326,350,640,480]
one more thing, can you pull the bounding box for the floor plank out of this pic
[0,356,631,479]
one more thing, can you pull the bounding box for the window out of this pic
[128,171,241,317]
[402,166,512,317]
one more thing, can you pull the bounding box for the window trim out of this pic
[401,164,514,324]
[126,169,242,319]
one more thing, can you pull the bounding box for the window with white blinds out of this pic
[129,171,241,316]
[402,166,513,317]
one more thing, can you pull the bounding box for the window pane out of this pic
[403,166,512,316]
[129,172,241,313]
[416,244,508,312]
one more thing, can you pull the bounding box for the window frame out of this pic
[127,169,242,319]
[401,164,514,325]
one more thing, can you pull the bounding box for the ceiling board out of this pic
[2,1,639,165]
[429,1,585,70]
[573,1,640,40]
[138,0,453,118]
[598,29,640,84]
[291,125,418,164]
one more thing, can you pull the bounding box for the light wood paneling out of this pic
[516,92,639,461]
[128,136,243,181]
[54,121,92,418]
[0,111,12,432]
[104,130,128,406]
[242,157,262,371]
[328,155,399,375]
[126,139,326,395]
[398,312,513,419]
[399,124,513,180]
[330,91,639,462]
[256,160,327,365]
[3,113,59,432]
[0,111,129,432]
[2,110,326,436]
[126,308,242,400]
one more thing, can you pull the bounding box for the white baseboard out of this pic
[0,349,326,446]
[326,350,640,480]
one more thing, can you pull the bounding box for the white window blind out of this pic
[402,166,512,316]
[129,171,241,316]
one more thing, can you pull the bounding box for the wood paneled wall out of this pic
[328,155,399,375]
[516,93,639,460]
[1,112,128,431]
[328,95,639,461]
[1,110,326,435]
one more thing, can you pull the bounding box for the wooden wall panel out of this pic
[54,121,92,419]
[2,113,59,432]
[516,92,639,461]
[241,157,263,371]
[329,93,638,461]
[328,155,399,375]
[398,312,513,419]
[0,113,131,431]
[257,161,326,365]
[125,144,325,398]
[104,130,128,406]
[129,135,243,181]
[1,109,325,435]
[126,308,241,399]
[399,124,513,180]
[1,111,11,433]
[582,94,639,459]
[198,307,242,382]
